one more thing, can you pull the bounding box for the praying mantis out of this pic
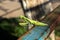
[19,16,48,27]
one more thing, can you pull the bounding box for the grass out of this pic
[55,30,60,37]
[0,18,27,37]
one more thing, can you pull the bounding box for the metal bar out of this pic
[45,15,60,40]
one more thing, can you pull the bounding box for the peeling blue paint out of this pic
[21,26,50,40]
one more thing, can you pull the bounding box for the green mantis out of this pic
[19,16,48,27]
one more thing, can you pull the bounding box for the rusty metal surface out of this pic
[18,5,60,40]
